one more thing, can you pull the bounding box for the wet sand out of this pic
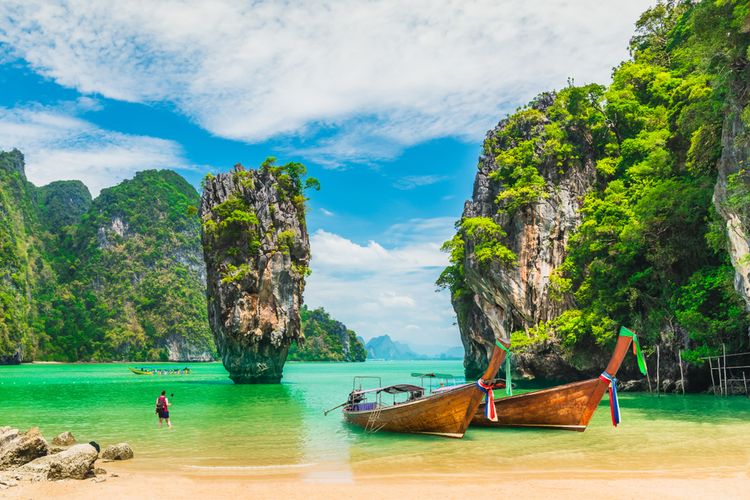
[4,462,749,499]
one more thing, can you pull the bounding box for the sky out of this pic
[0,0,655,350]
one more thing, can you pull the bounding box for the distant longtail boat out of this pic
[128,367,192,376]
[327,340,508,438]
[472,327,647,431]
[128,367,154,375]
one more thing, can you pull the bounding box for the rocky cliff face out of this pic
[714,63,750,310]
[446,2,750,392]
[455,94,598,379]
[0,150,215,363]
[0,150,49,364]
[61,170,214,361]
[201,163,311,383]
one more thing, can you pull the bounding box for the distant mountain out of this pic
[365,335,419,360]
[364,336,465,360]
[436,346,464,360]
[407,343,464,359]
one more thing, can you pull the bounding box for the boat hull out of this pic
[343,339,509,438]
[472,332,635,431]
[473,378,604,431]
[344,383,481,438]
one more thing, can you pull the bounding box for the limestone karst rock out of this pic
[289,306,366,362]
[452,93,597,379]
[713,68,750,310]
[200,162,311,383]
[0,149,214,363]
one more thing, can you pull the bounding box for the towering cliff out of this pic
[443,0,750,390]
[288,306,366,362]
[0,151,216,363]
[441,91,600,379]
[713,57,750,310]
[47,170,214,361]
[0,150,50,363]
[200,160,313,383]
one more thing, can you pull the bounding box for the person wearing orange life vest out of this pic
[156,390,172,429]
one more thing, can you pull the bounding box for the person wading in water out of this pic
[156,390,172,429]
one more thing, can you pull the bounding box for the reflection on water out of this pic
[1,360,749,481]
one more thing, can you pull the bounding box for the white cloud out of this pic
[305,218,461,346]
[378,292,417,308]
[319,208,335,217]
[382,216,457,246]
[0,0,655,165]
[393,175,449,191]
[0,103,190,195]
[311,229,446,272]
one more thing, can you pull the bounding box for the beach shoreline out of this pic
[4,363,750,499]
[3,462,749,499]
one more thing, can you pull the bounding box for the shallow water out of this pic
[1,361,749,480]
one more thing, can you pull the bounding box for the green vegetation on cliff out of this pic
[441,0,750,363]
[36,180,92,230]
[0,150,53,362]
[0,157,215,362]
[42,170,214,361]
[288,306,366,362]
[202,158,318,284]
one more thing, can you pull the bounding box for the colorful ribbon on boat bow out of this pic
[496,341,513,396]
[619,326,647,376]
[599,371,620,427]
[476,379,498,422]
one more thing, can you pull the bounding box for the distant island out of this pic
[288,306,366,362]
[365,335,463,360]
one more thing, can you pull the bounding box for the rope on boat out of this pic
[495,341,513,396]
[476,379,498,421]
[599,372,620,427]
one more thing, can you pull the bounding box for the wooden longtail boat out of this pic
[337,340,508,438]
[472,327,646,431]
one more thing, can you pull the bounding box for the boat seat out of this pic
[353,402,376,411]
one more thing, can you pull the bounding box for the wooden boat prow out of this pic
[473,329,640,431]
[341,339,508,438]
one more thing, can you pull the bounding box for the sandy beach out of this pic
[4,362,750,500]
[4,461,749,499]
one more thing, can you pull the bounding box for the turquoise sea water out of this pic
[1,361,749,480]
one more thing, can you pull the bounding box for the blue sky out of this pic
[0,0,654,349]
